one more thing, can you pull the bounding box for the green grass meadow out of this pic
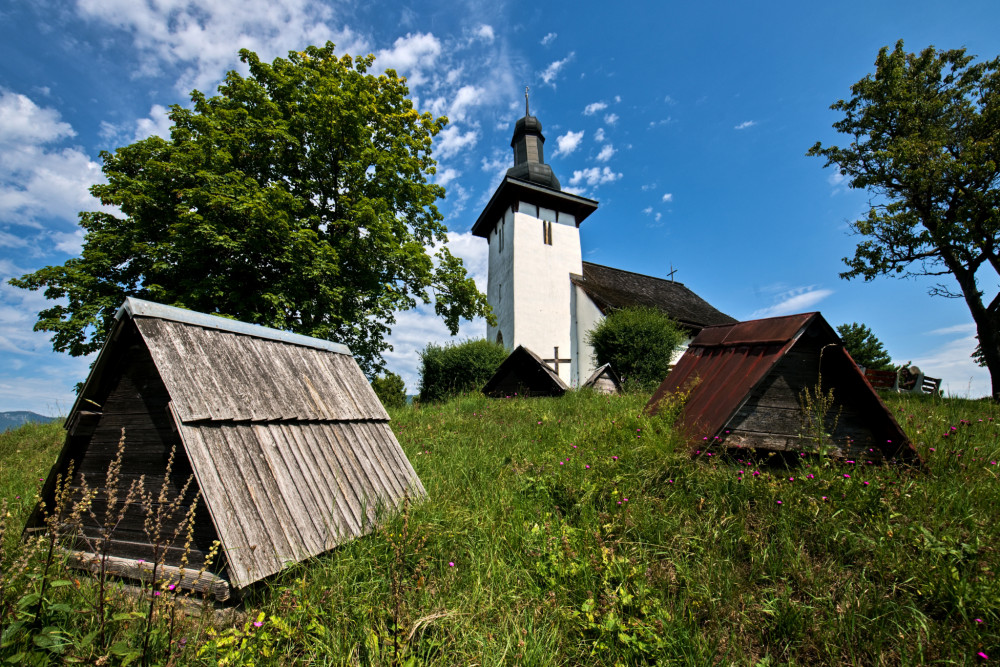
[1,390,998,665]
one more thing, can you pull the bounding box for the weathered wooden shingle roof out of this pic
[70,298,424,589]
[571,262,737,330]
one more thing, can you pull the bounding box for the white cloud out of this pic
[641,183,656,191]
[927,323,976,336]
[594,127,606,142]
[435,167,460,187]
[134,104,173,140]
[583,101,607,116]
[75,0,364,94]
[540,52,574,86]
[603,113,619,125]
[642,206,653,215]
[913,323,990,398]
[751,286,834,318]
[614,95,621,103]
[377,32,442,88]
[553,130,584,157]
[448,85,486,122]
[662,193,673,203]
[540,32,557,46]
[474,24,494,43]
[0,91,108,233]
[480,150,509,190]
[596,144,615,162]
[655,212,662,222]
[382,230,489,393]
[0,91,75,145]
[436,124,479,159]
[569,166,621,188]
[734,120,756,130]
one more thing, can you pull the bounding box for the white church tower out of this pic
[471,93,599,387]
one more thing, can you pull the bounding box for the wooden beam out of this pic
[65,550,230,601]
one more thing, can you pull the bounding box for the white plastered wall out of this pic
[485,208,516,348]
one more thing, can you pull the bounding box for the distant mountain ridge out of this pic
[1,411,58,432]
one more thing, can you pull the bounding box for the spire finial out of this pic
[525,86,530,116]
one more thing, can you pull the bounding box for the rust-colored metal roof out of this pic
[646,313,818,431]
[645,312,917,462]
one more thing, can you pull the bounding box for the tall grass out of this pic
[1,390,998,664]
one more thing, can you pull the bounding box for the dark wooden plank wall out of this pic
[55,329,224,575]
[723,344,880,456]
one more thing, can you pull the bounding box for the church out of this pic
[472,99,736,388]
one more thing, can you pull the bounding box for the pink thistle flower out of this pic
[863,481,870,486]
[807,474,814,479]
[776,500,783,505]
[449,562,455,567]
[978,652,988,660]
[822,496,828,501]
[253,621,264,628]
[976,618,984,623]
[617,501,622,505]
[668,479,674,484]
[559,462,564,465]
[585,465,590,469]
[788,477,794,482]
[168,584,176,591]
[612,456,618,460]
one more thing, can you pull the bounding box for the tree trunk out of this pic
[976,315,1000,401]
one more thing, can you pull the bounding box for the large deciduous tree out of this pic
[808,41,1000,399]
[10,43,490,377]
[836,322,893,370]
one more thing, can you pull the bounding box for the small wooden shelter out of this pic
[482,345,570,397]
[581,363,622,394]
[645,312,918,462]
[31,298,425,598]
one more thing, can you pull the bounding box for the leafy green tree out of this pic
[586,306,686,391]
[836,322,893,370]
[371,371,408,409]
[418,339,507,402]
[10,43,490,377]
[808,41,1000,399]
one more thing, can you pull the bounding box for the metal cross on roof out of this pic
[667,264,678,282]
[543,346,570,375]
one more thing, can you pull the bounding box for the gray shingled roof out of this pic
[572,262,737,331]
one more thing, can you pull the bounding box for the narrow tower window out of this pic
[543,220,553,245]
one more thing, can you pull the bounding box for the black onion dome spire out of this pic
[506,87,561,190]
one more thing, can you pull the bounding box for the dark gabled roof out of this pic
[644,312,918,462]
[571,262,737,330]
[58,298,425,589]
[482,345,570,397]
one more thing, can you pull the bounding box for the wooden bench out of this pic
[862,367,941,395]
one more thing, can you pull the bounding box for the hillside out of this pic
[1,391,998,665]
[0,411,57,432]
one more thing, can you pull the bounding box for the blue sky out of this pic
[2,0,999,414]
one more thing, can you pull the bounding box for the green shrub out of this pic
[586,306,686,391]
[371,372,408,409]
[418,339,508,401]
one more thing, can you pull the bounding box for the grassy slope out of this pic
[1,392,998,665]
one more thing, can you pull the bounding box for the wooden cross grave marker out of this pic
[543,346,571,375]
